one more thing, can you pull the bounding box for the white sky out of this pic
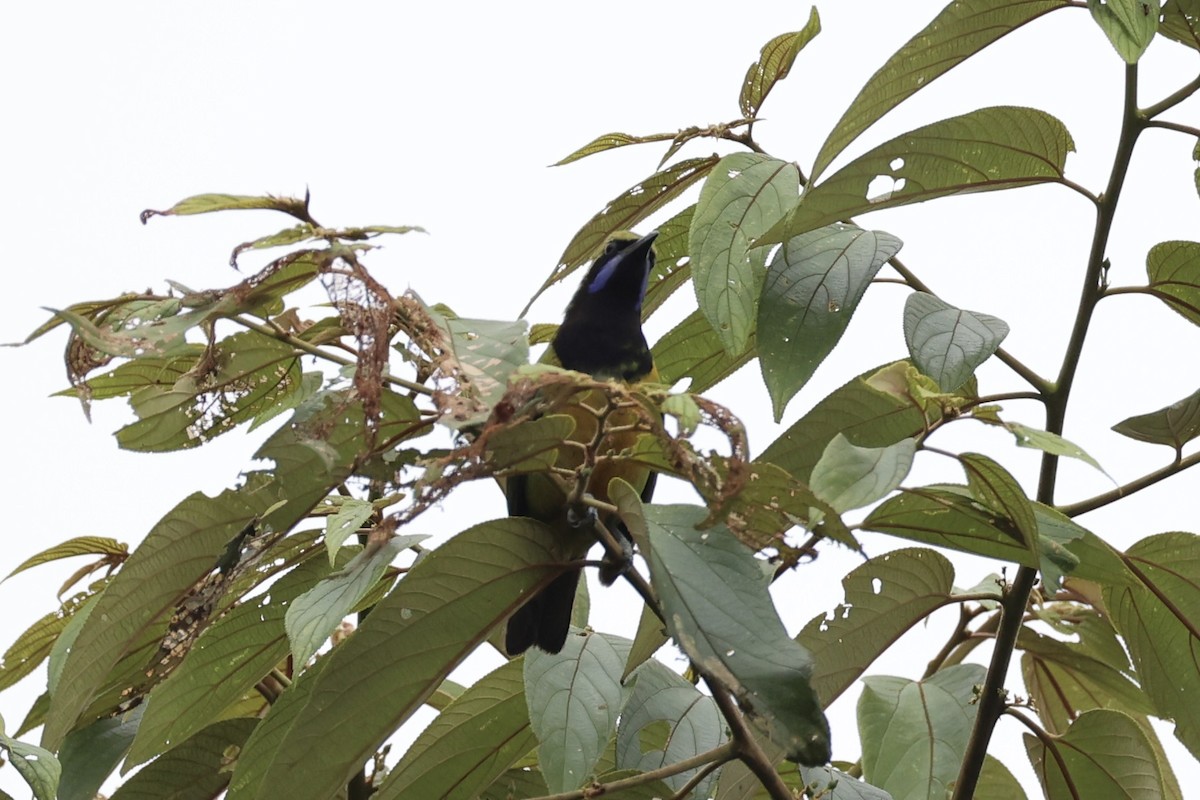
[3,1,1200,797]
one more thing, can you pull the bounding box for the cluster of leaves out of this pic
[5,1,1200,799]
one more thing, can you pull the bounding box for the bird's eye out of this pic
[604,241,620,256]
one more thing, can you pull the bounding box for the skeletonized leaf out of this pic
[644,504,830,765]
[525,630,630,793]
[1024,709,1164,799]
[1088,0,1160,63]
[1112,385,1200,453]
[798,548,956,706]
[691,153,800,353]
[809,434,915,514]
[903,292,1009,391]
[424,306,530,428]
[810,0,1073,180]
[759,223,903,418]
[767,107,1074,244]
[1146,239,1200,326]
[858,665,986,799]
[739,8,822,117]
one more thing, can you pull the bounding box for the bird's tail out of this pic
[506,568,580,655]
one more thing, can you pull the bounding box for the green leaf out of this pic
[285,534,425,667]
[616,660,724,797]
[480,768,549,799]
[798,548,957,706]
[140,193,307,222]
[716,460,856,551]
[1088,0,1160,62]
[798,766,894,800]
[624,603,669,682]
[56,706,144,800]
[1112,385,1200,453]
[1160,0,1200,50]
[124,557,331,767]
[858,664,986,799]
[0,727,60,800]
[641,204,694,319]
[323,497,375,563]
[994,420,1106,473]
[0,599,86,692]
[1146,239,1200,326]
[229,517,571,800]
[644,504,830,765]
[739,7,821,117]
[691,153,800,353]
[809,434,915,515]
[552,131,675,166]
[903,292,1009,391]
[525,629,629,792]
[229,224,315,264]
[375,658,535,800]
[767,107,1074,244]
[6,537,126,579]
[761,362,937,484]
[652,308,756,393]
[759,223,902,418]
[110,718,257,800]
[1105,532,1200,759]
[974,756,1029,800]
[1024,709,1164,799]
[425,307,529,427]
[115,331,302,452]
[527,156,719,310]
[960,452,1039,565]
[810,0,1072,180]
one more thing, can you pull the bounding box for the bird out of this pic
[505,231,660,655]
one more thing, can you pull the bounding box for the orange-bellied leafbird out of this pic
[505,231,660,654]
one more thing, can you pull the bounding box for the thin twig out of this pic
[527,742,739,800]
[1058,449,1200,517]
[704,676,794,800]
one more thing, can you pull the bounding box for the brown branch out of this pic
[704,676,794,800]
[527,741,739,800]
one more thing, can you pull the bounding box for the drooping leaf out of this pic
[1104,532,1200,758]
[691,153,800,353]
[759,223,902,418]
[858,664,986,800]
[1146,239,1200,326]
[644,504,830,765]
[810,0,1073,180]
[527,156,719,309]
[56,706,144,800]
[1112,385,1200,453]
[652,308,756,393]
[525,629,630,793]
[1088,0,1160,63]
[798,548,957,706]
[6,537,127,579]
[767,107,1074,244]
[109,718,257,800]
[229,518,570,800]
[903,292,1009,392]
[991,419,1106,473]
[375,658,535,800]
[740,7,822,117]
[761,362,937,484]
[1023,709,1164,799]
[808,434,915,514]
[616,660,725,797]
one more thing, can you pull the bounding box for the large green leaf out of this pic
[109,718,257,800]
[739,7,822,117]
[375,658,535,800]
[960,452,1040,566]
[758,223,902,418]
[644,504,830,765]
[525,629,629,793]
[858,664,986,800]
[810,0,1072,180]
[1024,709,1164,798]
[616,660,724,797]
[798,548,958,705]
[768,107,1074,243]
[1160,0,1200,49]
[56,707,144,800]
[1111,385,1200,454]
[229,517,570,800]
[1088,0,1160,62]
[975,756,1029,800]
[903,292,1009,391]
[760,361,936,483]
[808,434,915,515]
[1105,532,1200,759]
[691,153,800,353]
[1145,240,1200,325]
[652,308,756,393]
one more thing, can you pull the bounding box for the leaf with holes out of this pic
[766,107,1074,244]
[0,724,60,800]
[758,223,902,418]
[691,153,800,353]
[1112,386,1200,453]
[1146,240,1200,326]
[1088,0,1160,63]
[1161,0,1200,50]
[740,7,821,117]
[903,292,1009,391]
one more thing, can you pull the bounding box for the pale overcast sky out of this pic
[3,2,1199,796]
